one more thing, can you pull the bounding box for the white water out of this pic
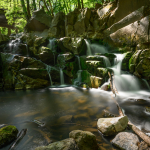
[142,79,150,90]
[46,65,53,85]
[76,55,81,70]
[84,39,92,56]
[60,68,64,85]
[90,43,108,54]
[47,38,56,65]
[25,44,29,57]
[100,56,111,67]
[110,53,141,91]
[9,38,21,53]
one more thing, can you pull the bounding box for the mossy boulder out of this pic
[0,125,18,148]
[69,130,99,150]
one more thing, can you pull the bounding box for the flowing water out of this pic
[46,65,53,86]
[84,39,92,56]
[100,56,111,67]
[60,68,64,85]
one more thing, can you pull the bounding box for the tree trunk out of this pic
[8,28,11,36]
[32,0,37,10]
[42,0,51,15]
[26,0,31,19]
[77,0,81,9]
[48,0,54,16]
[81,0,84,8]
[20,0,29,21]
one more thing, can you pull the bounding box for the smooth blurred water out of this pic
[0,87,150,150]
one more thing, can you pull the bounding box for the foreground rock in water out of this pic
[0,125,18,148]
[112,132,140,150]
[97,116,128,136]
[35,138,79,150]
[69,130,99,150]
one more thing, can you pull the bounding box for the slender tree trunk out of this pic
[26,0,31,19]
[81,0,84,8]
[42,0,51,14]
[20,0,29,21]
[32,0,36,10]
[48,0,54,16]
[77,0,81,9]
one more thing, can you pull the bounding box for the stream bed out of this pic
[0,87,150,149]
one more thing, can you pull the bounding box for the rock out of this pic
[57,37,86,55]
[112,132,140,150]
[74,18,85,35]
[145,107,150,113]
[69,130,99,150]
[105,6,145,35]
[25,9,52,32]
[109,16,150,47]
[49,12,65,38]
[35,138,79,150]
[97,116,128,136]
[95,3,102,9]
[81,70,92,87]
[0,125,18,148]
[100,82,110,91]
[112,0,149,23]
[56,115,73,124]
[90,76,102,88]
[138,141,150,150]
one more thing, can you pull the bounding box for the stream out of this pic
[0,87,150,150]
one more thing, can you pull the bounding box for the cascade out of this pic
[46,65,53,85]
[100,56,111,67]
[9,38,21,54]
[142,79,150,90]
[25,44,29,57]
[76,55,81,70]
[60,68,64,85]
[90,43,108,54]
[110,53,140,91]
[47,38,56,65]
[84,39,92,56]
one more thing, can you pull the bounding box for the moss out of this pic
[0,125,18,148]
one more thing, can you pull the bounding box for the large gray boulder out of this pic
[112,132,140,150]
[25,9,52,32]
[69,130,99,150]
[35,138,79,150]
[97,116,128,136]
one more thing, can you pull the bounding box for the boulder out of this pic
[35,138,79,150]
[90,76,102,88]
[49,12,65,38]
[25,9,52,32]
[97,116,128,136]
[57,37,86,55]
[1,53,54,89]
[113,0,149,23]
[145,106,150,113]
[112,132,140,150]
[100,82,110,91]
[0,125,18,148]
[108,16,150,47]
[74,18,86,35]
[69,130,99,150]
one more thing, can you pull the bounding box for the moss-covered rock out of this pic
[0,125,18,148]
[69,130,98,150]
[80,56,88,70]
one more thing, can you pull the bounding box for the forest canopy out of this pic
[0,0,114,35]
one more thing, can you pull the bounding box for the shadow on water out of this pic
[0,87,150,150]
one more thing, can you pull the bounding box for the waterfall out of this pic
[100,56,111,67]
[76,55,81,70]
[110,53,141,91]
[46,65,53,85]
[142,79,150,90]
[25,44,29,57]
[47,38,56,65]
[84,39,92,56]
[60,68,64,85]
[90,43,108,54]
[9,38,20,54]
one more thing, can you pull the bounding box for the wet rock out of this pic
[35,138,79,150]
[112,132,140,150]
[97,116,128,136]
[57,37,86,55]
[145,107,150,113]
[69,130,99,150]
[90,76,102,88]
[0,125,18,148]
[56,115,73,124]
[25,9,52,32]
[100,82,110,91]
[138,141,150,150]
